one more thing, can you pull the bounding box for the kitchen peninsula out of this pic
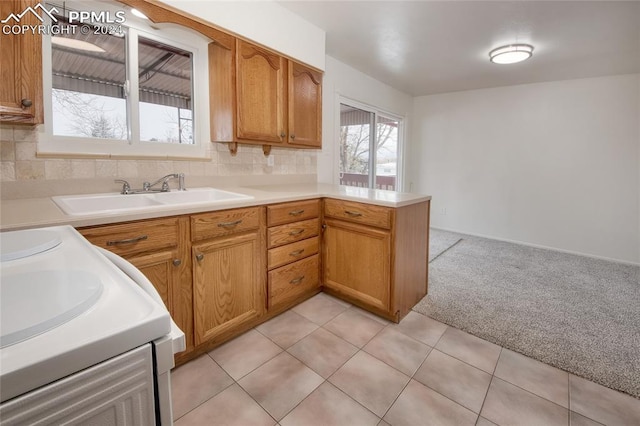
[1,183,431,364]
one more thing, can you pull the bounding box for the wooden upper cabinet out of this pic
[236,41,286,144]
[0,0,43,124]
[287,61,322,148]
[209,38,322,149]
[118,0,323,148]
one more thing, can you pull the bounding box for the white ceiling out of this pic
[277,1,640,96]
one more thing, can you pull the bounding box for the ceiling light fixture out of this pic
[489,44,534,65]
[51,36,106,53]
[131,8,149,20]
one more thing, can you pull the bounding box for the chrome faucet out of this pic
[115,179,132,194]
[143,173,186,192]
[114,173,186,195]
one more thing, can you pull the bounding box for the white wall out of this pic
[165,0,325,70]
[409,74,640,264]
[318,55,414,186]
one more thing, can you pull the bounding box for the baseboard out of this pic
[431,227,640,267]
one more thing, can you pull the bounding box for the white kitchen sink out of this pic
[151,187,253,205]
[52,188,253,216]
[53,193,163,215]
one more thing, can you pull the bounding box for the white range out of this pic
[0,225,185,425]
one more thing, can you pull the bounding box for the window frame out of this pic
[337,96,405,191]
[39,0,211,159]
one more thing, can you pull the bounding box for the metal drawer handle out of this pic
[344,210,363,217]
[289,209,305,216]
[106,235,148,246]
[217,219,242,228]
[289,249,305,257]
[288,229,305,236]
[195,253,204,262]
[290,275,305,285]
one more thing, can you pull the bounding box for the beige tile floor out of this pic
[171,293,640,426]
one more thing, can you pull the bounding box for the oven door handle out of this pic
[95,246,186,354]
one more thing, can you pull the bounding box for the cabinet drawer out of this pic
[192,207,262,241]
[268,236,318,270]
[269,254,319,307]
[324,199,392,229]
[80,217,178,257]
[268,218,319,248]
[267,199,320,226]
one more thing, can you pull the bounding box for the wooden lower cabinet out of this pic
[269,254,319,308]
[190,206,266,348]
[266,200,321,310]
[128,250,178,313]
[79,197,429,365]
[192,230,265,345]
[79,216,194,358]
[323,219,391,312]
[322,199,430,322]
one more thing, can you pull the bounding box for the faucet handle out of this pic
[114,179,131,195]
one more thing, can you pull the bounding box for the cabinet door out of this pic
[129,250,178,315]
[0,0,43,124]
[287,61,322,148]
[323,219,391,312]
[236,40,285,143]
[193,231,265,345]
[80,216,193,355]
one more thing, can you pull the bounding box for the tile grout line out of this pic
[207,333,284,382]
[377,342,437,422]
[173,295,640,425]
[173,359,236,423]
[407,347,484,420]
[474,347,503,424]
[227,304,363,424]
[276,303,388,424]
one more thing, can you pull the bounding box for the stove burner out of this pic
[1,229,62,262]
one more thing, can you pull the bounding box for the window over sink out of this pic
[39,0,210,159]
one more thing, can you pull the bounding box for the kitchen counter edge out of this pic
[0,184,431,231]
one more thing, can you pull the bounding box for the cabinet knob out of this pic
[195,253,204,262]
[173,259,182,266]
[290,134,296,140]
[21,99,32,108]
[280,132,286,138]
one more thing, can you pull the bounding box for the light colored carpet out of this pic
[414,231,640,398]
[429,228,462,262]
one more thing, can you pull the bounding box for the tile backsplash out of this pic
[0,124,317,199]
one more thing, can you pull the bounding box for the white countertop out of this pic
[0,183,431,231]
